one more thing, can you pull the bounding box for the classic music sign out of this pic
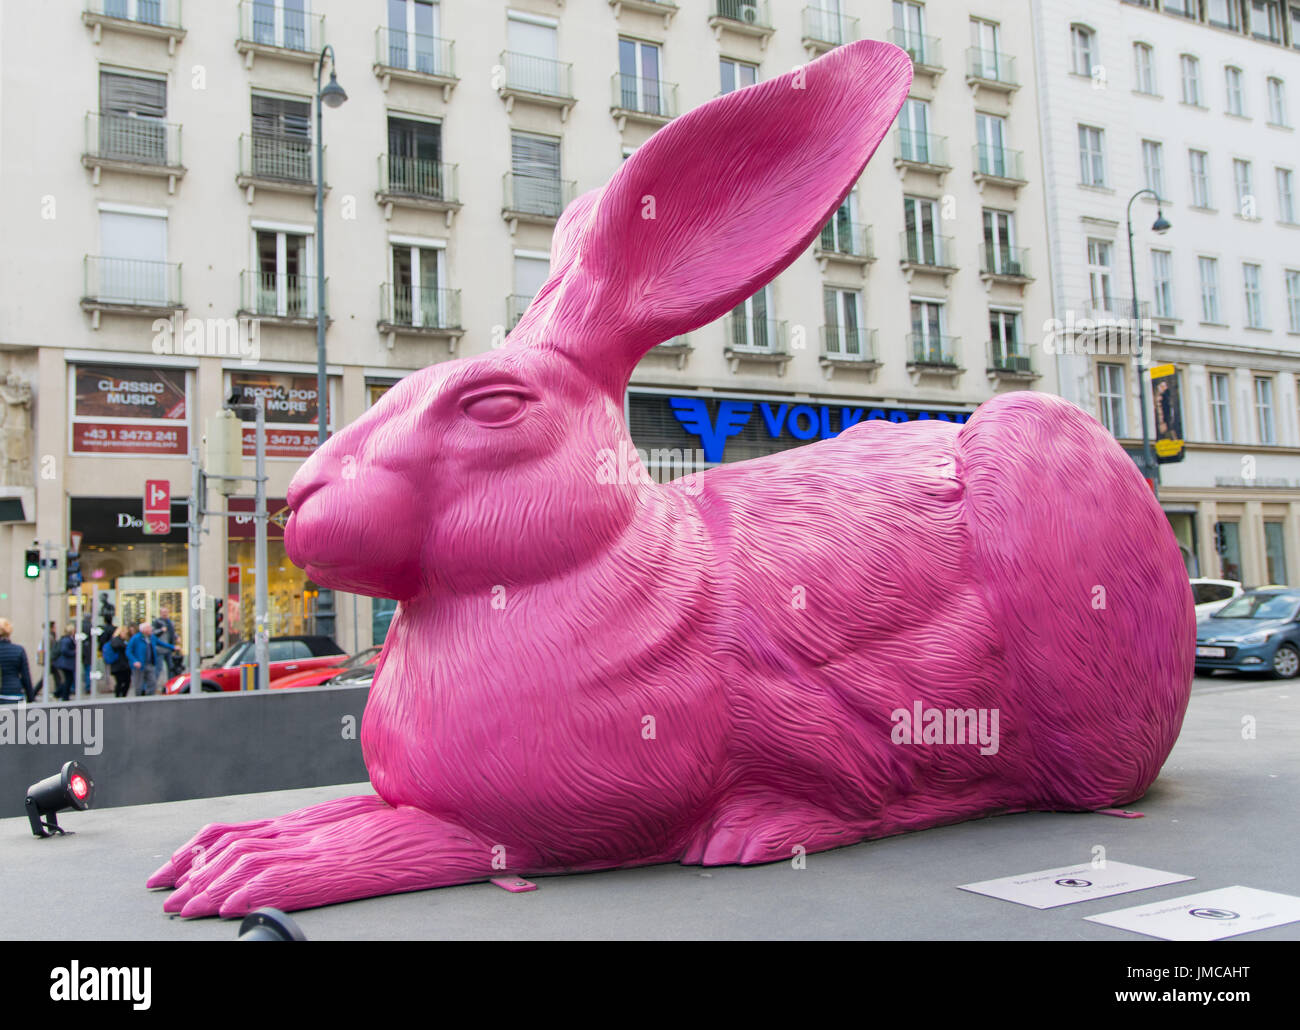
[70,364,188,456]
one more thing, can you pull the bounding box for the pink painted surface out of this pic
[148,40,1194,917]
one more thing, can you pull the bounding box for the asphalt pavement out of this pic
[2,675,1296,940]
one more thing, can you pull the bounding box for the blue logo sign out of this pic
[668,396,971,462]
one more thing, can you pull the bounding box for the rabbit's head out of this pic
[285,40,912,600]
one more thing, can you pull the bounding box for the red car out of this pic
[164,635,347,693]
[270,646,382,689]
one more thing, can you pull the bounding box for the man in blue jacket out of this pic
[127,622,174,697]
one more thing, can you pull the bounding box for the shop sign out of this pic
[226,497,290,540]
[71,497,188,543]
[1150,364,1185,465]
[228,371,330,459]
[667,396,973,463]
[71,364,188,457]
[143,480,171,536]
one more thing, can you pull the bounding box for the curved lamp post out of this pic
[1126,187,1171,492]
[315,45,346,639]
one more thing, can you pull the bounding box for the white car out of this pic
[1191,578,1243,620]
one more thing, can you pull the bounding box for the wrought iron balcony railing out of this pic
[900,231,956,268]
[988,340,1035,374]
[85,112,181,166]
[507,293,536,330]
[499,50,574,100]
[821,326,877,361]
[379,284,461,331]
[974,144,1026,181]
[502,173,576,218]
[802,6,858,47]
[896,129,950,168]
[908,333,960,366]
[237,0,322,53]
[980,244,1031,279]
[83,255,181,308]
[818,220,874,259]
[611,73,678,118]
[240,133,319,184]
[87,0,182,30]
[966,47,1018,87]
[711,0,772,29]
[887,27,942,70]
[378,155,457,202]
[726,316,787,352]
[240,270,322,320]
[374,26,455,78]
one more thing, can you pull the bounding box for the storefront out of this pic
[226,496,313,641]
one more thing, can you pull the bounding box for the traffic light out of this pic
[66,549,82,590]
[24,548,40,579]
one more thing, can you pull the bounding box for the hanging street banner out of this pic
[1150,363,1185,465]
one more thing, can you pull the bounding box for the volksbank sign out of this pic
[668,396,973,462]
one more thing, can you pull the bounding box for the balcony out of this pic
[1078,298,1151,322]
[973,145,1028,192]
[887,28,942,78]
[81,256,181,327]
[987,340,1039,382]
[236,134,323,202]
[894,130,951,181]
[979,245,1033,293]
[378,284,463,351]
[238,270,323,326]
[708,1,774,49]
[376,156,460,225]
[966,48,1019,94]
[82,113,185,192]
[819,326,880,380]
[646,334,693,370]
[235,1,324,69]
[502,172,577,234]
[83,0,185,54]
[907,334,963,383]
[801,6,858,56]
[899,231,958,283]
[814,221,874,272]
[724,316,791,375]
[507,294,535,332]
[497,51,575,119]
[611,74,678,130]
[373,27,457,98]
[609,1,678,27]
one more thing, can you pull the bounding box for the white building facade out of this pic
[0,0,1055,663]
[1032,0,1300,585]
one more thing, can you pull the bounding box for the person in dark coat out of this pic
[0,618,34,704]
[52,624,77,702]
[102,625,132,699]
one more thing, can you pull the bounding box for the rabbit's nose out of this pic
[286,468,328,511]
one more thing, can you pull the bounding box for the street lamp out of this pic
[314,45,345,640]
[1126,187,1171,492]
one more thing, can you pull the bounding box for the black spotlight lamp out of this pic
[26,760,95,838]
[238,908,307,941]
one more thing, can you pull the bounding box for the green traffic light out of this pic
[24,549,40,579]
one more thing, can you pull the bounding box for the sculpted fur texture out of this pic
[147,40,1194,917]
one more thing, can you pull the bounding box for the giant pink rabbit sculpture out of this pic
[149,40,1194,918]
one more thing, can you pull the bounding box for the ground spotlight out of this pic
[237,908,307,941]
[26,760,95,838]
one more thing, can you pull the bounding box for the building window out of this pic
[1151,249,1174,317]
[505,11,561,95]
[892,1,933,64]
[719,57,757,94]
[1255,375,1277,444]
[731,286,775,350]
[618,37,663,115]
[1215,521,1243,582]
[1207,0,1244,29]
[1078,124,1106,186]
[1097,363,1127,437]
[386,0,442,75]
[1071,25,1096,77]
[509,131,563,216]
[1166,0,1197,16]
[1264,521,1289,584]
[389,242,444,328]
[903,195,945,264]
[1286,268,1300,331]
[910,299,951,363]
[1251,0,1283,42]
[1088,238,1114,311]
[1199,256,1221,322]
[1277,167,1297,222]
[1233,158,1255,217]
[253,228,312,317]
[1189,148,1212,208]
[1267,77,1289,125]
[1243,263,1265,327]
[969,17,1003,80]
[822,287,865,356]
[511,251,550,327]
[1292,1,1300,50]
[988,309,1024,368]
[1133,42,1157,94]
[898,97,933,162]
[1209,371,1233,443]
[975,112,1010,175]
[386,115,442,197]
[250,93,312,182]
[1180,54,1202,105]
[982,208,1019,274]
[98,70,168,164]
[1225,65,1246,115]
[1141,139,1165,196]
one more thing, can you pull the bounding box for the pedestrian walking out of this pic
[0,618,34,704]
[102,626,132,699]
[52,624,77,702]
[127,621,174,697]
[153,607,178,680]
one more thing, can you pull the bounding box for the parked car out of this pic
[270,646,382,690]
[1190,577,1243,620]
[1194,588,1300,679]
[164,635,346,693]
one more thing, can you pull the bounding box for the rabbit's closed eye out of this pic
[461,388,531,427]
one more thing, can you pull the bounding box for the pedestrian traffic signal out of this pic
[24,548,40,578]
[66,550,82,590]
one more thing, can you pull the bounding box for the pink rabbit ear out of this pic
[517,40,913,392]
[508,188,603,343]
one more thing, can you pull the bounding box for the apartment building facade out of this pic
[0,0,1054,660]
[1032,0,1300,585]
